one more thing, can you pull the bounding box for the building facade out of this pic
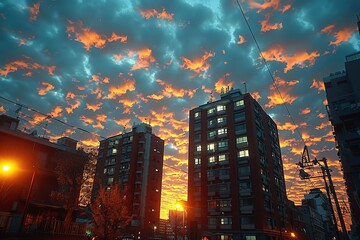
[0,114,86,235]
[187,89,289,239]
[94,123,164,238]
[323,51,360,236]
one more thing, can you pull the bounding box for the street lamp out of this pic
[153,225,157,236]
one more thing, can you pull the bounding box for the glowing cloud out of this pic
[329,27,357,46]
[300,108,311,115]
[214,76,234,93]
[265,78,299,108]
[181,51,215,75]
[86,102,103,112]
[50,106,63,118]
[277,121,307,133]
[262,46,320,73]
[129,48,156,71]
[260,13,283,32]
[156,79,198,98]
[310,79,325,92]
[29,3,40,21]
[139,8,174,21]
[80,115,94,125]
[321,24,335,34]
[237,35,246,44]
[105,79,136,99]
[38,82,54,96]
[0,58,55,77]
[248,0,291,13]
[66,20,127,51]
[251,91,261,101]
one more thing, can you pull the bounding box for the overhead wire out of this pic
[235,0,306,147]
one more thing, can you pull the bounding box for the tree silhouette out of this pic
[51,148,96,227]
[90,183,132,240]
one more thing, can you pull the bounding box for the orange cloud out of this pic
[251,91,261,101]
[119,98,137,113]
[86,102,103,112]
[148,94,164,100]
[214,76,234,93]
[329,26,356,46]
[310,79,325,92]
[113,53,125,62]
[262,46,320,73]
[265,78,299,108]
[248,0,291,13]
[129,48,156,71]
[0,58,55,77]
[181,51,215,75]
[300,108,310,115]
[29,3,40,21]
[277,121,307,133]
[156,79,198,98]
[260,13,283,32]
[237,35,246,44]
[113,118,131,127]
[80,115,94,125]
[105,79,136,99]
[29,113,47,126]
[201,85,212,93]
[65,99,81,114]
[139,8,174,21]
[79,138,100,148]
[318,113,326,119]
[50,106,63,118]
[321,24,335,34]
[90,75,110,84]
[38,82,54,96]
[66,20,127,51]
[66,92,76,100]
[315,122,331,130]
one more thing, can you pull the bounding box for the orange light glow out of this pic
[38,82,55,96]
[214,76,233,93]
[105,79,136,99]
[329,26,356,46]
[260,13,283,32]
[129,48,156,71]
[180,51,215,75]
[248,0,290,13]
[237,35,246,45]
[0,59,55,77]
[139,8,174,21]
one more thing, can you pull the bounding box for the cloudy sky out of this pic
[1,0,360,226]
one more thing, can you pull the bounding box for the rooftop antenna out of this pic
[243,81,247,94]
[208,91,214,103]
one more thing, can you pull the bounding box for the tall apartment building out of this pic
[324,51,360,236]
[187,89,289,239]
[94,123,164,238]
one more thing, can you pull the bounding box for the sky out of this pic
[1,0,360,228]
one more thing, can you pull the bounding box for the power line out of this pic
[0,95,106,139]
[235,0,306,147]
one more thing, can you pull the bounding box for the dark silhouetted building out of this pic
[324,51,360,236]
[187,88,290,239]
[0,114,86,235]
[94,123,164,239]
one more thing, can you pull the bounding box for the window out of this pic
[196,145,201,152]
[238,165,250,175]
[209,156,216,163]
[111,148,117,154]
[208,119,215,127]
[236,136,248,144]
[221,217,232,225]
[219,199,232,207]
[238,149,249,158]
[195,157,201,165]
[104,166,115,175]
[107,177,114,184]
[208,217,217,225]
[235,124,246,134]
[218,154,227,162]
[218,140,228,149]
[207,143,216,152]
[217,105,226,111]
[234,112,245,121]
[217,116,226,124]
[245,236,256,240]
[217,128,227,135]
[105,158,116,166]
[235,99,244,107]
[208,130,216,139]
[194,112,201,118]
[239,181,251,190]
[208,108,216,115]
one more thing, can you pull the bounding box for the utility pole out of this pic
[297,146,349,240]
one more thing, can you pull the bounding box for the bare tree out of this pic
[90,183,132,240]
[51,148,96,227]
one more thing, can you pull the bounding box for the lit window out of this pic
[107,177,114,184]
[207,143,215,151]
[195,112,201,118]
[220,217,232,225]
[209,156,216,163]
[112,148,117,154]
[208,108,216,115]
[236,136,248,144]
[195,157,201,165]
[235,100,244,107]
[217,128,227,135]
[217,116,225,123]
[217,105,226,111]
[238,149,249,158]
[218,154,227,162]
[208,119,215,126]
[196,145,201,152]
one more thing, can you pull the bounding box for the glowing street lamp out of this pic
[291,232,296,238]
[2,165,11,172]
